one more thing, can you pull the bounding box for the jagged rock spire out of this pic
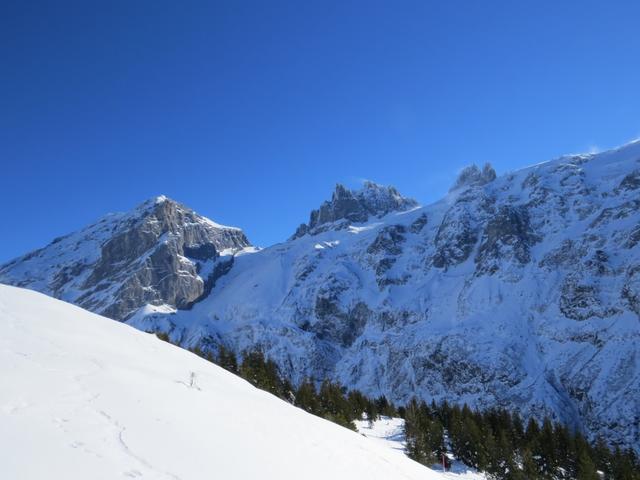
[450,163,497,192]
[293,182,418,238]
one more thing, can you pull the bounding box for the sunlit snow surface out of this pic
[0,285,445,480]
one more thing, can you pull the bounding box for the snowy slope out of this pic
[128,141,640,451]
[0,284,441,480]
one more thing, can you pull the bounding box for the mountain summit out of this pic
[0,196,251,320]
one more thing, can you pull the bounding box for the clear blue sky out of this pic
[2,1,640,262]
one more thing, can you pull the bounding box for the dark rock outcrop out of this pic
[450,163,497,192]
[476,205,538,275]
[293,182,418,238]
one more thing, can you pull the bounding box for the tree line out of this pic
[403,398,639,479]
[156,333,639,479]
[205,343,396,430]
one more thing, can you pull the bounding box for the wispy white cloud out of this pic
[353,177,372,185]
[587,144,600,154]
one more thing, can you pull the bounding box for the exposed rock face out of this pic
[431,197,482,269]
[622,266,640,316]
[475,205,538,275]
[450,163,497,191]
[367,225,409,288]
[559,274,620,321]
[617,169,640,192]
[292,181,418,238]
[0,196,251,320]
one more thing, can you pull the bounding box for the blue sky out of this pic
[2,1,640,261]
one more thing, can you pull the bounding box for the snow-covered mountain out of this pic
[2,141,640,452]
[129,142,640,451]
[0,195,251,320]
[0,284,441,479]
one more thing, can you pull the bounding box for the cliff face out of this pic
[0,196,251,320]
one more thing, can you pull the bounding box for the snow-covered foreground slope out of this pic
[0,285,439,480]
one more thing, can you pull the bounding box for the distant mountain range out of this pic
[3,141,640,451]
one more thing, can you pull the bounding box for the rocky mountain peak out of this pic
[358,181,414,211]
[293,182,418,238]
[0,197,251,321]
[133,194,172,210]
[131,194,181,218]
[450,163,497,192]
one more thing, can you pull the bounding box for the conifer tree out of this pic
[539,416,558,476]
[525,417,540,447]
[521,447,539,479]
[611,447,640,480]
[155,331,171,342]
[591,436,612,476]
[511,411,524,448]
[216,345,238,373]
[294,379,321,415]
[404,399,427,462]
[239,350,284,397]
[554,423,573,471]
[364,399,378,424]
[576,448,599,480]
[425,418,445,462]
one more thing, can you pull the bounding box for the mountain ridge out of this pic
[128,140,640,451]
